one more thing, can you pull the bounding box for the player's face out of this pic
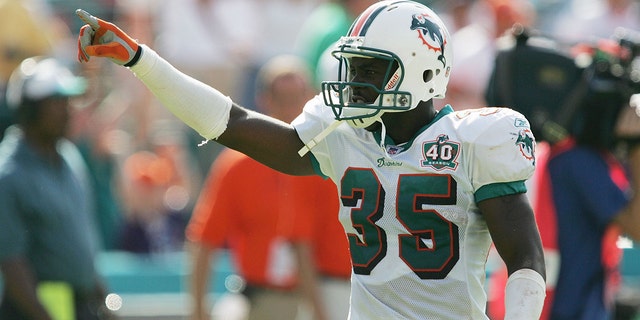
[347,57,397,104]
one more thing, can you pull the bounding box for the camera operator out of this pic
[546,39,640,319]
[486,27,640,320]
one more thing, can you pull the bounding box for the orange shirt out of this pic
[187,148,351,287]
[286,174,351,279]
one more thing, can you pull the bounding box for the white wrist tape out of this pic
[504,268,546,320]
[130,45,232,140]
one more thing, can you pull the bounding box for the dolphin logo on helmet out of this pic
[410,13,447,67]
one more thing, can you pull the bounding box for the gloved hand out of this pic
[76,9,141,66]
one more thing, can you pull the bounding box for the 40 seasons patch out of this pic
[421,134,460,170]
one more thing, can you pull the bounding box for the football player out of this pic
[76,1,546,318]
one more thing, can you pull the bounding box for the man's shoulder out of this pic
[447,107,526,123]
[442,107,531,138]
[210,148,273,177]
[0,144,24,195]
[0,130,24,178]
[217,148,263,166]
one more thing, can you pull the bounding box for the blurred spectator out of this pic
[0,56,111,319]
[186,55,349,320]
[117,138,193,254]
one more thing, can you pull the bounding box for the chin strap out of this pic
[378,118,389,156]
[297,117,392,158]
[298,120,344,157]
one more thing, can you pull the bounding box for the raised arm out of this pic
[217,105,315,175]
[76,10,315,175]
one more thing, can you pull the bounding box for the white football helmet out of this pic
[321,0,453,128]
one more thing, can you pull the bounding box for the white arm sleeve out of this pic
[129,45,232,140]
[504,268,546,320]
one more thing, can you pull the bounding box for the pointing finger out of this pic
[76,9,100,30]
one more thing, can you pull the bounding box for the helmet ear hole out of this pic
[423,70,433,83]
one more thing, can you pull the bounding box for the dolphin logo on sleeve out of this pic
[516,129,536,162]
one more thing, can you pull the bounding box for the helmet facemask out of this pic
[321,42,412,128]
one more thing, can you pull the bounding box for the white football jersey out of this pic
[292,95,536,319]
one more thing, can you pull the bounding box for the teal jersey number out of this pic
[341,168,459,279]
[340,168,387,275]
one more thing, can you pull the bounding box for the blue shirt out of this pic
[548,143,628,320]
[0,127,99,291]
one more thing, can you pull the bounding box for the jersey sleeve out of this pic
[291,94,337,178]
[465,108,536,202]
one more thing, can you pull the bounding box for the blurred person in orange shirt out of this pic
[186,54,350,320]
[288,160,352,320]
